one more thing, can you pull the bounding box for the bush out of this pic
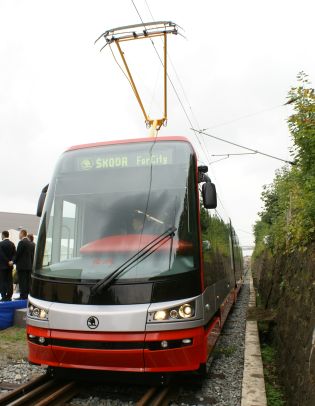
[253,72,315,256]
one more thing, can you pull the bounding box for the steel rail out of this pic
[136,385,174,406]
[34,382,77,406]
[0,375,48,405]
[0,375,78,406]
[6,380,56,406]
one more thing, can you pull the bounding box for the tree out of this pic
[253,72,315,256]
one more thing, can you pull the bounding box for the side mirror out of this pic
[36,184,49,217]
[202,182,217,209]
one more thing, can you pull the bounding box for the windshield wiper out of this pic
[90,227,177,296]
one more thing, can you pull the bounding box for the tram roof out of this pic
[66,136,193,153]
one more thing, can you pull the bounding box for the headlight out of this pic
[28,303,49,320]
[169,309,178,319]
[179,303,193,318]
[148,301,195,322]
[154,310,167,321]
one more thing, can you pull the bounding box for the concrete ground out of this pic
[241,272,267,406]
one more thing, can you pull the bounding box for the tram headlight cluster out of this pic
[149,301,195,322]
[28,303,49,321]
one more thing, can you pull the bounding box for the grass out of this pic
[259,322,287,406]
[0,327,28,362]
[0,327,26,342]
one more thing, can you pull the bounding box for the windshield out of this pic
[35,140,200,282]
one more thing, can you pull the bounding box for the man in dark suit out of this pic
[12,229,33,300]
[0,230,16,301]
[27,234,36,267]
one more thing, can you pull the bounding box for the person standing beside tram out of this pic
[0,231,16,301]
[9,229,33,300]
[27,233,36,267]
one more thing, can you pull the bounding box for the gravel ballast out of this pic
[175,273,250,405]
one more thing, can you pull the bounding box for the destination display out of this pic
[77,149,173,171]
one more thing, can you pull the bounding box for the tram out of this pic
[26,22,243,376]
[27,135,243,374]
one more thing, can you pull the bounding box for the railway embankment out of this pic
[251,72,315,406]
[252,244,315,406]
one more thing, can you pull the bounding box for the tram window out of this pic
[60,201,77,261]
[35,141,201,281]
[43,202,54,266]
[200,200,233,287]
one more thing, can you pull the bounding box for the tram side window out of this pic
[43,199,79,266]
[200,200,232,287]
[43,202,54,266]
[60,201,77,261]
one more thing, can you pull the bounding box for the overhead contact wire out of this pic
[141,0,231,218]
[130,0,208,163]
[192,128,295,165]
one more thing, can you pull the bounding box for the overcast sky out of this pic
[0,0,314,250]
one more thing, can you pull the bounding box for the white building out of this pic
[0,212,39,245]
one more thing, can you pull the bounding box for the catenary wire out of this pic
[142,0,231,217]
[143,0,210,158]
[145,0,202,130]
[192,128,295,165]
[142,1,283,248]
[130,0,209,163]
[204,97,299,130]
[212,152,257,157]
[132,0,230,218]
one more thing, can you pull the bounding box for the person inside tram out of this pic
[129,211,145,234]
[127,210,168,235]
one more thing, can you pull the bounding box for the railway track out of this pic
[0,375,175,406]
[136,384,175,406]
[0,375,78,406]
